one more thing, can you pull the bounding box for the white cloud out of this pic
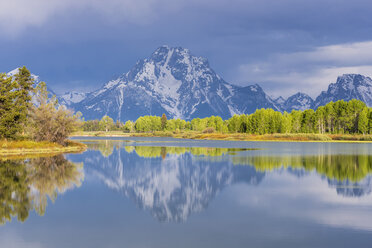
[234,171,372,232]
[0,231,44,248]
[236,41,372,98]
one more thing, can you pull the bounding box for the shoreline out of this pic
[70,131,372,143]
[0,140,87,158]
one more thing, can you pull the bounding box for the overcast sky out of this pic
[1,0,372,98]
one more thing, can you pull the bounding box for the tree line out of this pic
[0,67,81,144]
[4,67,368,137]
[83,99,372,135]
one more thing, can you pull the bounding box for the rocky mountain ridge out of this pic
[7,46,372,120]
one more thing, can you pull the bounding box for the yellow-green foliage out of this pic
[126,146,253,158]
[0,140,62,149]
[29,82,82,145]
[84,140,254,159]
[81,99,372,136]
[82,140,118,157]
[0,140,86,157]
[232,154,372,182]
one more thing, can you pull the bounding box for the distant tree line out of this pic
[0,67,81,144]
[82,99,372,135]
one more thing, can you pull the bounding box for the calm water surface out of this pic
[1,137,372,247]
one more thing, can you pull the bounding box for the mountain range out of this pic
[8,46,372,121]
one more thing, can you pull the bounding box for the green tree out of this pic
[301,109,315,133]
[290,110,302,133]
[315,106,326,134]
[280,112,292,133]
[123,120,135,133]
[99,115,114,132]
[0,67,34,139]
[0,74,20,139]
[82,120,100,131]
[227,115,241,132]
[13,67,34,133]
[358,107,369,134]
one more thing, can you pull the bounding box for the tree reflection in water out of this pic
[83,140,372,222]
[86,140,372,183]
[0,155,83,225]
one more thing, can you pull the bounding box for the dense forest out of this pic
[83,99,372,135]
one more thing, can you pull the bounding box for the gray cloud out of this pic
[1,0,372,95]
[235,41,372,98]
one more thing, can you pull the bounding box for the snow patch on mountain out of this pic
[273,96,285,106]
[283,92,314,112]
[59,91,87,105]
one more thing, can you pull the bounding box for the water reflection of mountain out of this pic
[84,141,372,221]
[327,176,372,197]
[83,146,264,222]
[0,155,84,225]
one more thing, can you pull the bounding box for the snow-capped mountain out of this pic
[72,46,280,121]
[6,67,87,107]
[313,74,372,108]
[281,92,314,112]
[59,91,87,105]
[273,74,372,112]
[7,67,40,83]
[7,55,372,120]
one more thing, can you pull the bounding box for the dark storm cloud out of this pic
[1,0,372,96]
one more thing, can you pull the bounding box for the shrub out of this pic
[29,82,82,145]
[202,127,216,133]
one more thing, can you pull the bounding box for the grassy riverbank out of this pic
[71,131,372,142]
[0,140,87,157]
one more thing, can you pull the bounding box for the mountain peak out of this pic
[149,45,207,69]
[338,73,366,80]
[291,92,312,98]
[314,73,372,108]
[282,92,313,111]
[7,68,20,76]
[73,46,279,121]
[7,67,40,82]
[335,74,372,89]
[274,96,286,105]
[151,45,189,59]
[153,45,189,54]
